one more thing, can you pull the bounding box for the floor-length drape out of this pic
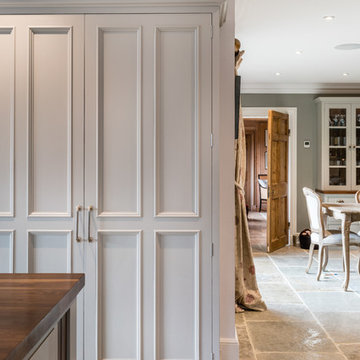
[235,96,266,311]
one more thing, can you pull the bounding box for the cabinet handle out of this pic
[87,206,94,242]
[353,145,356,149]
[75,205,82,242]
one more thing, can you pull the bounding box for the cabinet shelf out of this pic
[329,126,347,129]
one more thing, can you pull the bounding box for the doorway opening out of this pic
[244,117,268,252]
[242,107,297,252]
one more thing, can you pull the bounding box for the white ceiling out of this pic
[235,0,360,93]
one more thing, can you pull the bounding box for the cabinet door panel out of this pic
[0,14,85,360]
[85,13,212,360]
[0,28,14,217]
[29,27,72,216]
[352,105,360,189]
[324,104,351,190]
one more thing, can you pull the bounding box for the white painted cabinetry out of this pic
[316,97,360,232]
[0,12,213,360]
[316,97,360,191]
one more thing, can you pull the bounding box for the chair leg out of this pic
[259,200,261,212]
[317,245,325,281]
[306,243,315,273]
[322,247,329,271]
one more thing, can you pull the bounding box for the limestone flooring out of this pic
[237,245,360,359]
[247,211,267,252]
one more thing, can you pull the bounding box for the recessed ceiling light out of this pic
[343,73,350,77]
[335,43,360,50]
[275,72,281,76]
[323,15,335,21]
[295,50,303,55]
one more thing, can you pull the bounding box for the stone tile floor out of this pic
[237,245,360,359]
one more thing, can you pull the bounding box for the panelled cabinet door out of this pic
[325,104,352,190]
[0,15,85,360]
[352,104,360,189]
[84,14,212,360]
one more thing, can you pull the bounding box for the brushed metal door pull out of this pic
[75,205,82,242]
[87,206,94,242]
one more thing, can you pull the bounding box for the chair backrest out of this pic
[258,179,268,189]
[302,187,324,236]
[258,173,267,181]
[355,190,360,204]
[258,179,268,200]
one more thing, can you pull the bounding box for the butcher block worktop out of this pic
[0,274,84,360]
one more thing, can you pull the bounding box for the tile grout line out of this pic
[266,252,349,360]
[242,312,259,360]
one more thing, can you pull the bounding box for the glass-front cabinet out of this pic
[316,98,360,191]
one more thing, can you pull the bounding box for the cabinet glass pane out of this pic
[329,168,346,186]
[329,128,346,146]
[329,148,346,166]
[328,108,347,127]
[356,108,360,127]
[357,148,360,186]
[357,108,360,186]
[357,128,360,146]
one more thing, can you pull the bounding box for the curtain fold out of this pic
[234,89,266,312]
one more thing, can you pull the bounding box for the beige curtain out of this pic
[235,103,267,311]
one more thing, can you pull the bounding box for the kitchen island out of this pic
[0,274,84,360]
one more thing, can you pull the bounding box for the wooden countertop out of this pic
[0,273,85,360]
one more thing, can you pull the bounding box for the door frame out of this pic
[242,107,297,238]
[244,130,256,210]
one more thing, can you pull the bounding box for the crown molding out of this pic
[0,0,227,18]
[241,82,360,95]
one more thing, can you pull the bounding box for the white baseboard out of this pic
[220,330,239,360]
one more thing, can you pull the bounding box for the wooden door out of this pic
[0,14,85,358]
[267,110,289,252]
[84,14,212,360]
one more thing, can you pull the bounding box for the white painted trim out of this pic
[242,82,360,95]
[0,230,15,273]
[211,10,220,360]
[96,230,142,360]
[0,27,14,218]
[27,230,73,273]
[0,0,227,17]
[242,107,298,238]
[95,26,142,218]
[153,230,200,360]
[314,97,360,104]
[219,0,227,26]
[27,26,73,218]
[153,26,200,218]
[220,334,239,360]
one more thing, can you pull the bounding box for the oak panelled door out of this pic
[84,14,212,360]
[267,110,289,252]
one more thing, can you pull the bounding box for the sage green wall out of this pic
[241,94,357,232]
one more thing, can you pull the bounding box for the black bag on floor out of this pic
[299,229,312,249]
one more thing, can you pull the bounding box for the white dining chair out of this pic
[303,187,360,280]
[355,190,360,204]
